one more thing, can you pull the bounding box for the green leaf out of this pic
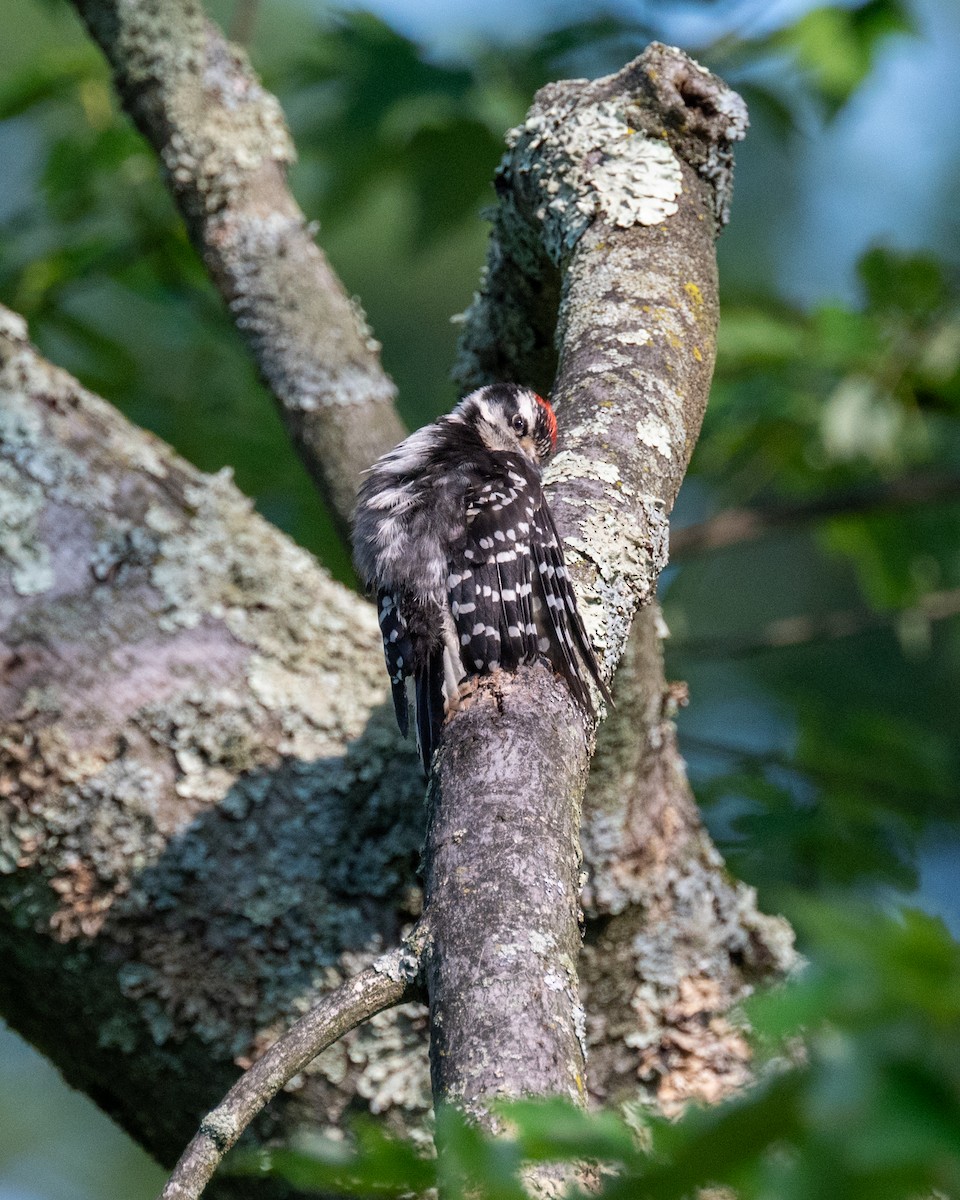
[230,1120,437,1196]
[717,307,806,369]
[773,0,913,117]
[499,1096,642,1166]
[0,47,102,120]
[435,1107,527,1200]
[859,247,948,320]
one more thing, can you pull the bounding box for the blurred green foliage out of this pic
[1,0,958,1197]
[717,0,914,126]
[232,904,960,1197]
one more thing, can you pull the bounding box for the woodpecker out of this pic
[353,384,611,769]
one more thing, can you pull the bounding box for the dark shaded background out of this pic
[1,0,958,1196]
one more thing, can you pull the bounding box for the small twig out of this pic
[159,944,423,1200]
[671,586,960,660]
[681,730,953,808]
[671,473,960,559]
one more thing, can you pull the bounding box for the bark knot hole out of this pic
[677,72,718,117]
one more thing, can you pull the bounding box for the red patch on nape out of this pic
[535,393,558,449]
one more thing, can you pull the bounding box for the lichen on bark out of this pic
[0,307,427,1169]
[581,607,796,1114]
[0,22,797,1188]
[452,42,794,1118]
[73,0,405,531]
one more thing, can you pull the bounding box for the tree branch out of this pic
[71,0,405,532]
[671,472,960,559]
[457,44,747,678]
[162,944,423,1200]
[443,60,790,1104]
[0,305,428,1179]
[581,605,796,1113]
[672,585,960,660]
[424,44,758,1124]
[424,668,590,1118]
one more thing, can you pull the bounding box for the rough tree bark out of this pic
[432,45,794,1121]
[0,5,796,1194]
[0,305,427,1181]
[72,0,404,532]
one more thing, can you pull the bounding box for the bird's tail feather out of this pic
[415,652,445,773]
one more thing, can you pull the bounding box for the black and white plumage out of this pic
[353,384,612,769]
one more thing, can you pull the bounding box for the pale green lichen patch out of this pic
[0,461,53,596]
[281,358,399,414]
[318,1000,430,1115]
[132,464,384,757]
[41,756,170,941]
[506,98,682,263]
[580,806,634,915]
[562,495,669,664]
[136,688,266,806]
[544,451,624,491]
[123,438,169,480]
[0,366,98,601]
[635,412,675,460]
[145,458,378,736]
[104,704,423,1055]
[0,308,28,342]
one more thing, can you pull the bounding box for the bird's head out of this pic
[455,384,558,466]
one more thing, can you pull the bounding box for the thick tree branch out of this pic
[71,0,405,531]
[456,44,747,677]
[424,668,590,1119]
[162,945,422,1200]
[0,305,428,1183]
[423,44,761,1124]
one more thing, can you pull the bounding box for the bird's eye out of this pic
[511,414,527,435]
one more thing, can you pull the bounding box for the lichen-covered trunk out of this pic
[0,308,427,1174]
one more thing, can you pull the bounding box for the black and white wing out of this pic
[447,460,541,677]
[446,455,612,714]
[529,489,613,715]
